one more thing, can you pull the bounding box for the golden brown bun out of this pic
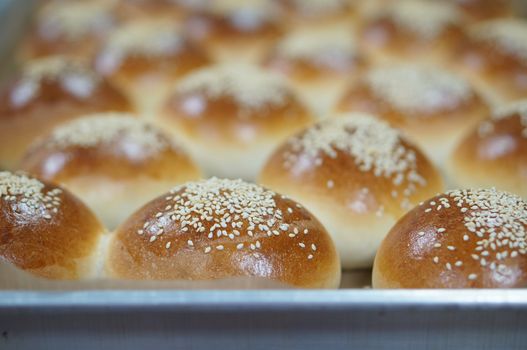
[184,0,282,62]
[95,20,211,116]
[455,19,527,104]
[277,0,356,30]
[373,188,527,288]
[0,57,132,170]
[450,0,514,22]
[105,178,341,288]
[0,171,106,279]
[158,63,314,180]
[359,0,464,65]
[112,0,205,21]
[259,114,444,269]
[19,113,202,230]
[336,64,490,166]
[18,0,117,62]
[264,25,368,116]
[448,101,527,199]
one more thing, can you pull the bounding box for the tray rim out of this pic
[1,289,527,310]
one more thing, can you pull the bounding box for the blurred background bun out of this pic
[19,112,201,229]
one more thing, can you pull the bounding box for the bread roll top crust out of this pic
[0,172,104,279]
[374,188,527,288]
[107,178,340,287]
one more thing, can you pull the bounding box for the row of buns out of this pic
[1,56,525,193]
[0,108,525,288]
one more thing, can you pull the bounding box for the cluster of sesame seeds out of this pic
[478,100,527,138]
[212,0,277,18]
[11,57,100,108]
[45,113,176,153]
[283,114,427,210]
[388,0,461,39]
[104,21,183,58]
[0,172,62,219]
[137,178,317,260]
[422,188,527,282]
[471,19,527,62]
[38,1,114,40]
[276,27,358,67]
[291,0,348,16]
[366,65,472,115]
[176,63,290,112]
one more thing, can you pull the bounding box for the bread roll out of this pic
[448,0,514,22]
[373,188,527,288]
[95,20,210,115]
[360,0,464,65]
[259,113,444,269]
[158,63,314,180]
[277,0,355,30]
[456,19,527,104]
[0,171,106,279]
[19,113,201,230]
[336,64,490,166]
[184,0,282,62]
[448,101,527,198]
[113,0,207,21]
[0,56,132,170]
[264,25,367,117]
[105,178,341,288]
[18,0,117,62]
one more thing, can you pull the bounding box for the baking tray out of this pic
[1,1,527,349]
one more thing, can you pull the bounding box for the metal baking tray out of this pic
[1,1,527,349]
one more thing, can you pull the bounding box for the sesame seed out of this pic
[455,261,463,267]
[307,254,314,260]
[418,231,425,236]
[187,240,194,247]
[468,274,477,280]
[433,256,439,263]
[149,236,157,242]
[204,247,212,253]
[446,263,452,270]
[311,244,317,251]
[447,246,456,251]
[437,228,446,233]
[434,243,442,248]
[137,230,144,235]
[299,243,306,248]
[165,242,171,249]
[216,245,224,250]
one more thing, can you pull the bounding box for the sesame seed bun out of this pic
[158,63,314,180]
[259,114,444,269]
[94,20,210,116]
[456,19,527,104]
[359,0,464,65]
[448,101,527,199]
[184,0,282,62]
[105,178,341,288]
[336,64,490,166]
[451,0,514,22]
[18,0,117,62]
[0,171,106,279]
[264,25,368,116]
[276,0,356,31]
[112,0,200,22]
[373,188,527,288]
[0,57,132,170]
[19,113,202,230]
